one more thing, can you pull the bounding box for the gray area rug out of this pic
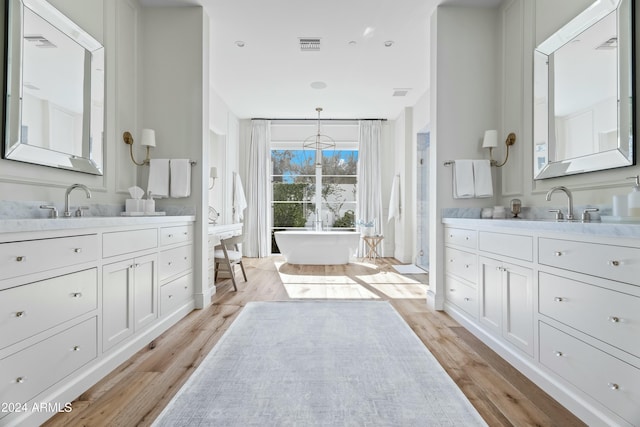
[153,301,487,426]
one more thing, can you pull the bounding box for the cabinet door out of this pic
[502,263,533,355]
[133,254,157,331]
[479,257,502,333]
[103,260,134,351]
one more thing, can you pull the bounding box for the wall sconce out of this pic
[123,129,156,166]
[209,167,218,190]
[483,130,516,167]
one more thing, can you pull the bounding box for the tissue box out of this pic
[126,199,144,213]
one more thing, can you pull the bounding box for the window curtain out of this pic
[244,120,271,257]
[356,120,383,256]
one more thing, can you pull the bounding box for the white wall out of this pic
[499,0,640,208]
[209,88,240,225]
[0,0,138,205]
[429,6,500,310]
[140,6,209,307]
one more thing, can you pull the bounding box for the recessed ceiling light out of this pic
[384,40,394,47]
[235,40,245,48]
[310,81,327,90]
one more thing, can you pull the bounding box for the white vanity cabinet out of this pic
[478,256,533,356]
[103,254,157,351]
[443,228,478,319]
[443,219,640,427]
[0,216,195,427]
[159,224,194,316]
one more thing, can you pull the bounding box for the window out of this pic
[271,147,358,253]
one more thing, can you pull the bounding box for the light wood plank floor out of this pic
[46,256,585,427]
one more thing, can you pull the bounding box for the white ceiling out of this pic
[140,0,502,120]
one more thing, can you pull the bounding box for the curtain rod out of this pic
[252,118,388,122]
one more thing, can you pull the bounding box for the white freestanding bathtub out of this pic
[274,231,361,265]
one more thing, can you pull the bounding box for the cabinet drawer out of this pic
[539,322,640,425]
[445,247,477,283]
[445,275,477,319]
[479,231,532,262]
[160,225,193,246]
[0,317,97,406]
[0,269,97,350]
[444,228,476,249]
[159,245,192,281]
[539,272,640,357]
[539,238,640,285]
[0,234,98,281]
[160,273,193,316]
[103,228,157,258]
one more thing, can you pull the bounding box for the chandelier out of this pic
[303,107,335,166]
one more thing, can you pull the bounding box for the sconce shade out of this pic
[482,130,498,148]
[210,167,218,179]
[141,129,156,147]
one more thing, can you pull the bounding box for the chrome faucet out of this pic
[64,184,92,217]
[545,186,573,221]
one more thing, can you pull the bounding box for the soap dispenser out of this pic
[628,176,640,217]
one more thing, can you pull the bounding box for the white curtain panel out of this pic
[356,120,384,256]
[245,120,272,257]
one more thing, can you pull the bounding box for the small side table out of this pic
[362,235,384,263]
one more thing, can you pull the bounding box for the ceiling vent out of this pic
[596,36,617,50]
[299,38,321,51]
[24,35,56,48]
[392,88,411,97]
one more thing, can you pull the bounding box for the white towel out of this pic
[233,172,247,222]
[388,174,400,222]
[453,160,475,199]
[473,159,493,198]
[147,159,170,198]
[170,159,191,198]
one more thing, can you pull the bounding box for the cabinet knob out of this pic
[553,297,564,302]
[168,234,173,238]
[74,248,82,253]
[72,292,83,298]
[135,263,140,268]
[184,286,188,290]
[554,251,563,257]
[168,262,172,266]
[15,311,25,318]
[463,297,471,302]
[608,382,620,390]
[464,264,470,268]
[73,345,81,351]
[449,259,454,263]
[16,377,25,384]
[168,294,173,299]
[184,256,188,260]
[608,316,620,323]
[15,256,26,262]
[183,232,188,235]
[449,288,456,292]
[465,236,469,240]
[554,351,563,357]
[608,260,620,267]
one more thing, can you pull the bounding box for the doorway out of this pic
[416,131,430,271]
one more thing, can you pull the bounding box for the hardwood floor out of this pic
[45,256,585,427]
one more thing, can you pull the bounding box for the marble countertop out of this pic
[0,215,196,234]
[442,217,640,239]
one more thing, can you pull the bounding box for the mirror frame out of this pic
[533,0,635,180]
[2,0,104,175]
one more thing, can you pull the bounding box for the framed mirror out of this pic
[533,0,634,180]
[3,0,104,175]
